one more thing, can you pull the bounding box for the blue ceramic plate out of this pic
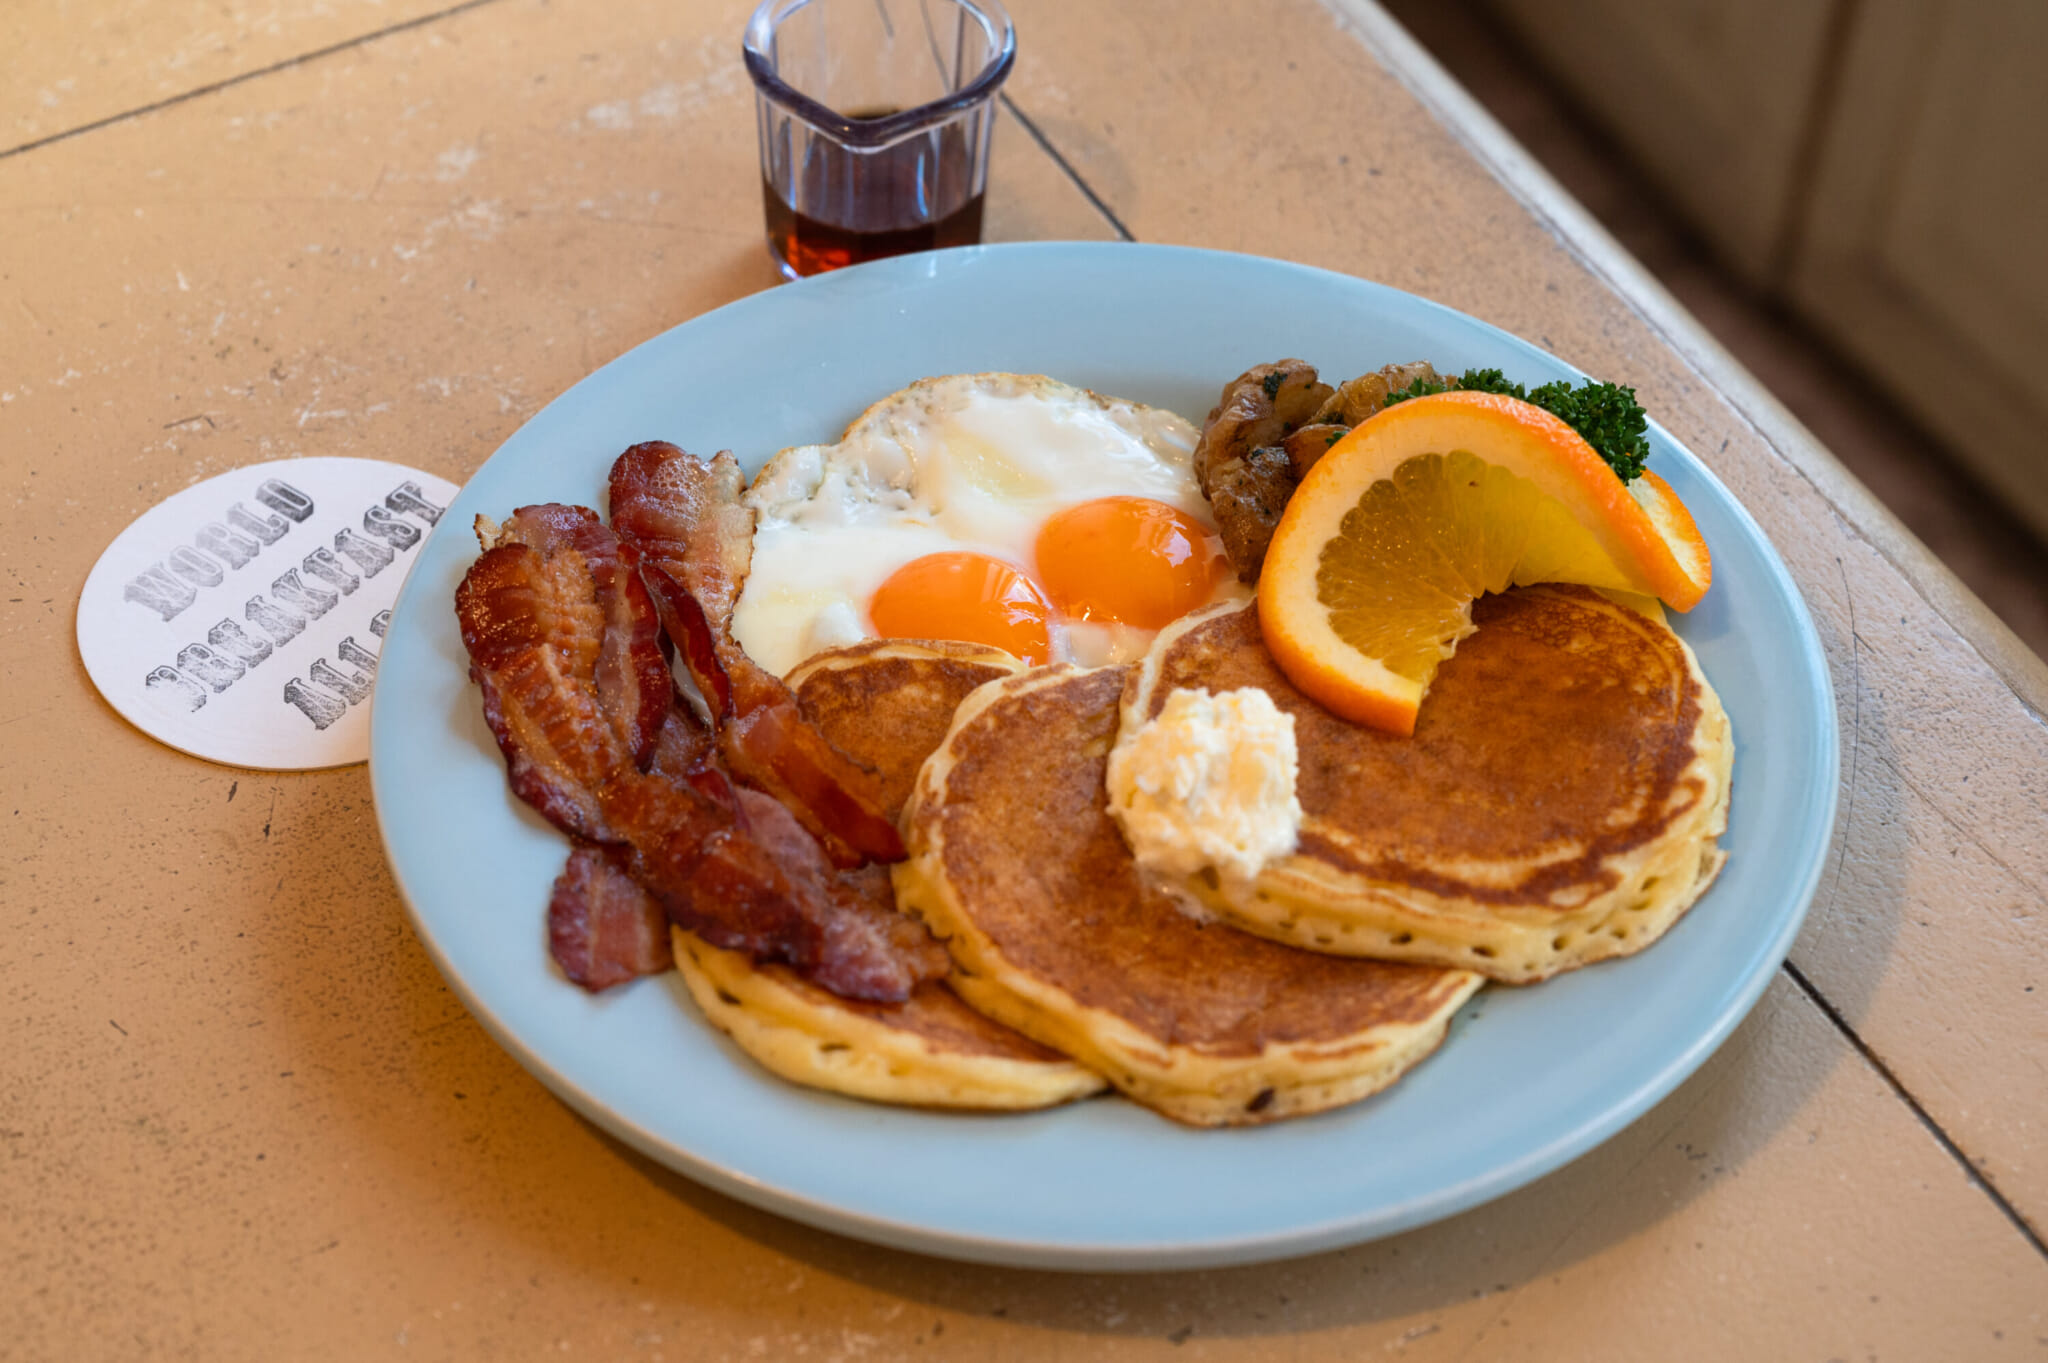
[370,243,1837,1270]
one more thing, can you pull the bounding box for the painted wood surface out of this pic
[3,0,2043,1356]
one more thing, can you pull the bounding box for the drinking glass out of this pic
[743,0,1016,279]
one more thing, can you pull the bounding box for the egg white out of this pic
[732,373,1246,678]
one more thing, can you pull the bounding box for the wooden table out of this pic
[8,1,2046,1357]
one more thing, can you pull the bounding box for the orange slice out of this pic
[1257,389,1710,735]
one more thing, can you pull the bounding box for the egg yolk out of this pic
[868,551,1055,664]
[1034,497,1226,630]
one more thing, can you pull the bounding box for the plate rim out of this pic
[369,240,1840,1270]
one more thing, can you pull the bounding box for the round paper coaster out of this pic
[77,457,462,770]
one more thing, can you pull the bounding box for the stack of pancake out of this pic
[678,587,1732,1126]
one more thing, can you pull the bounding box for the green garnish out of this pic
[1261,371,1286,400]
[1385,367,1651,482]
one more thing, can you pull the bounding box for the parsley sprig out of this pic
[1385,368,1651,483]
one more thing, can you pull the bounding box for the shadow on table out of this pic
[276,747,1869,1348]
[577,657,1902,1344]
[585,972,1840,1345]
[303,543,1901,1347]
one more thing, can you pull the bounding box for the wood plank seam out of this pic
[1453,1023,1747,1354]
[1322,0,2048,725]
[0,0,507,163]
[1326,0,2048,1254]
[1784,960,2048,1258]
[998,93,1136,242]
[1011,0,2048,1257]
[10,0,2037,1283]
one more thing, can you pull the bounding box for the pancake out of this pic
[673,921,1103,1110]
[893,664,1484,1126]
[1125,587,1732,983]
[674,639,1104,1110]
[787,639,1027,821]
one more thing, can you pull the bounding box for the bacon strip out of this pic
[648,688,717,782]
[494,504,671,768]
[725,791,944,996]
[548,843,674,991]
[610,442,905,865]
[456,504,943,1002]
[638,564,906,865]
[456,538,623,842]
[606,442,754,629]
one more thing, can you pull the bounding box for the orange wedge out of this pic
[1257,389,1710,735]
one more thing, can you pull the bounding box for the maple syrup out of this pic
[762,108,987,278]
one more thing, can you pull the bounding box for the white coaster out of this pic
[77,457,462,770]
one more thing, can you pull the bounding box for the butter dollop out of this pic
[1105,685,1304,887]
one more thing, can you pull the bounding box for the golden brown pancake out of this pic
[787,639,1026,821]
[673,925,1103,1110]
[893,664,1483,1126]
[1126,588,1731,982]
[674,639,1103,1110]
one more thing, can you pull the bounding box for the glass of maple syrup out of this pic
[743,0,1015,279]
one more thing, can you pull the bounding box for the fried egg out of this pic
[733,373,1247,677]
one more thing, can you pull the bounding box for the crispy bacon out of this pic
[493,504,671,768]
[724,791,947,998]
[611,443,905,865]
[642,568,732,717]
[548,842,674,991]
[456,538,623,842]
[725,695,910,865]
[607,442,754,628]
[456,504,943,1002]
[648,691,717,782]
[590,769,942,999]
[639,564,905,865]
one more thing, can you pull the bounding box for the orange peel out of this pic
[1257,390,1710,735]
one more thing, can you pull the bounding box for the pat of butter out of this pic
[1106,686,1303,886]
